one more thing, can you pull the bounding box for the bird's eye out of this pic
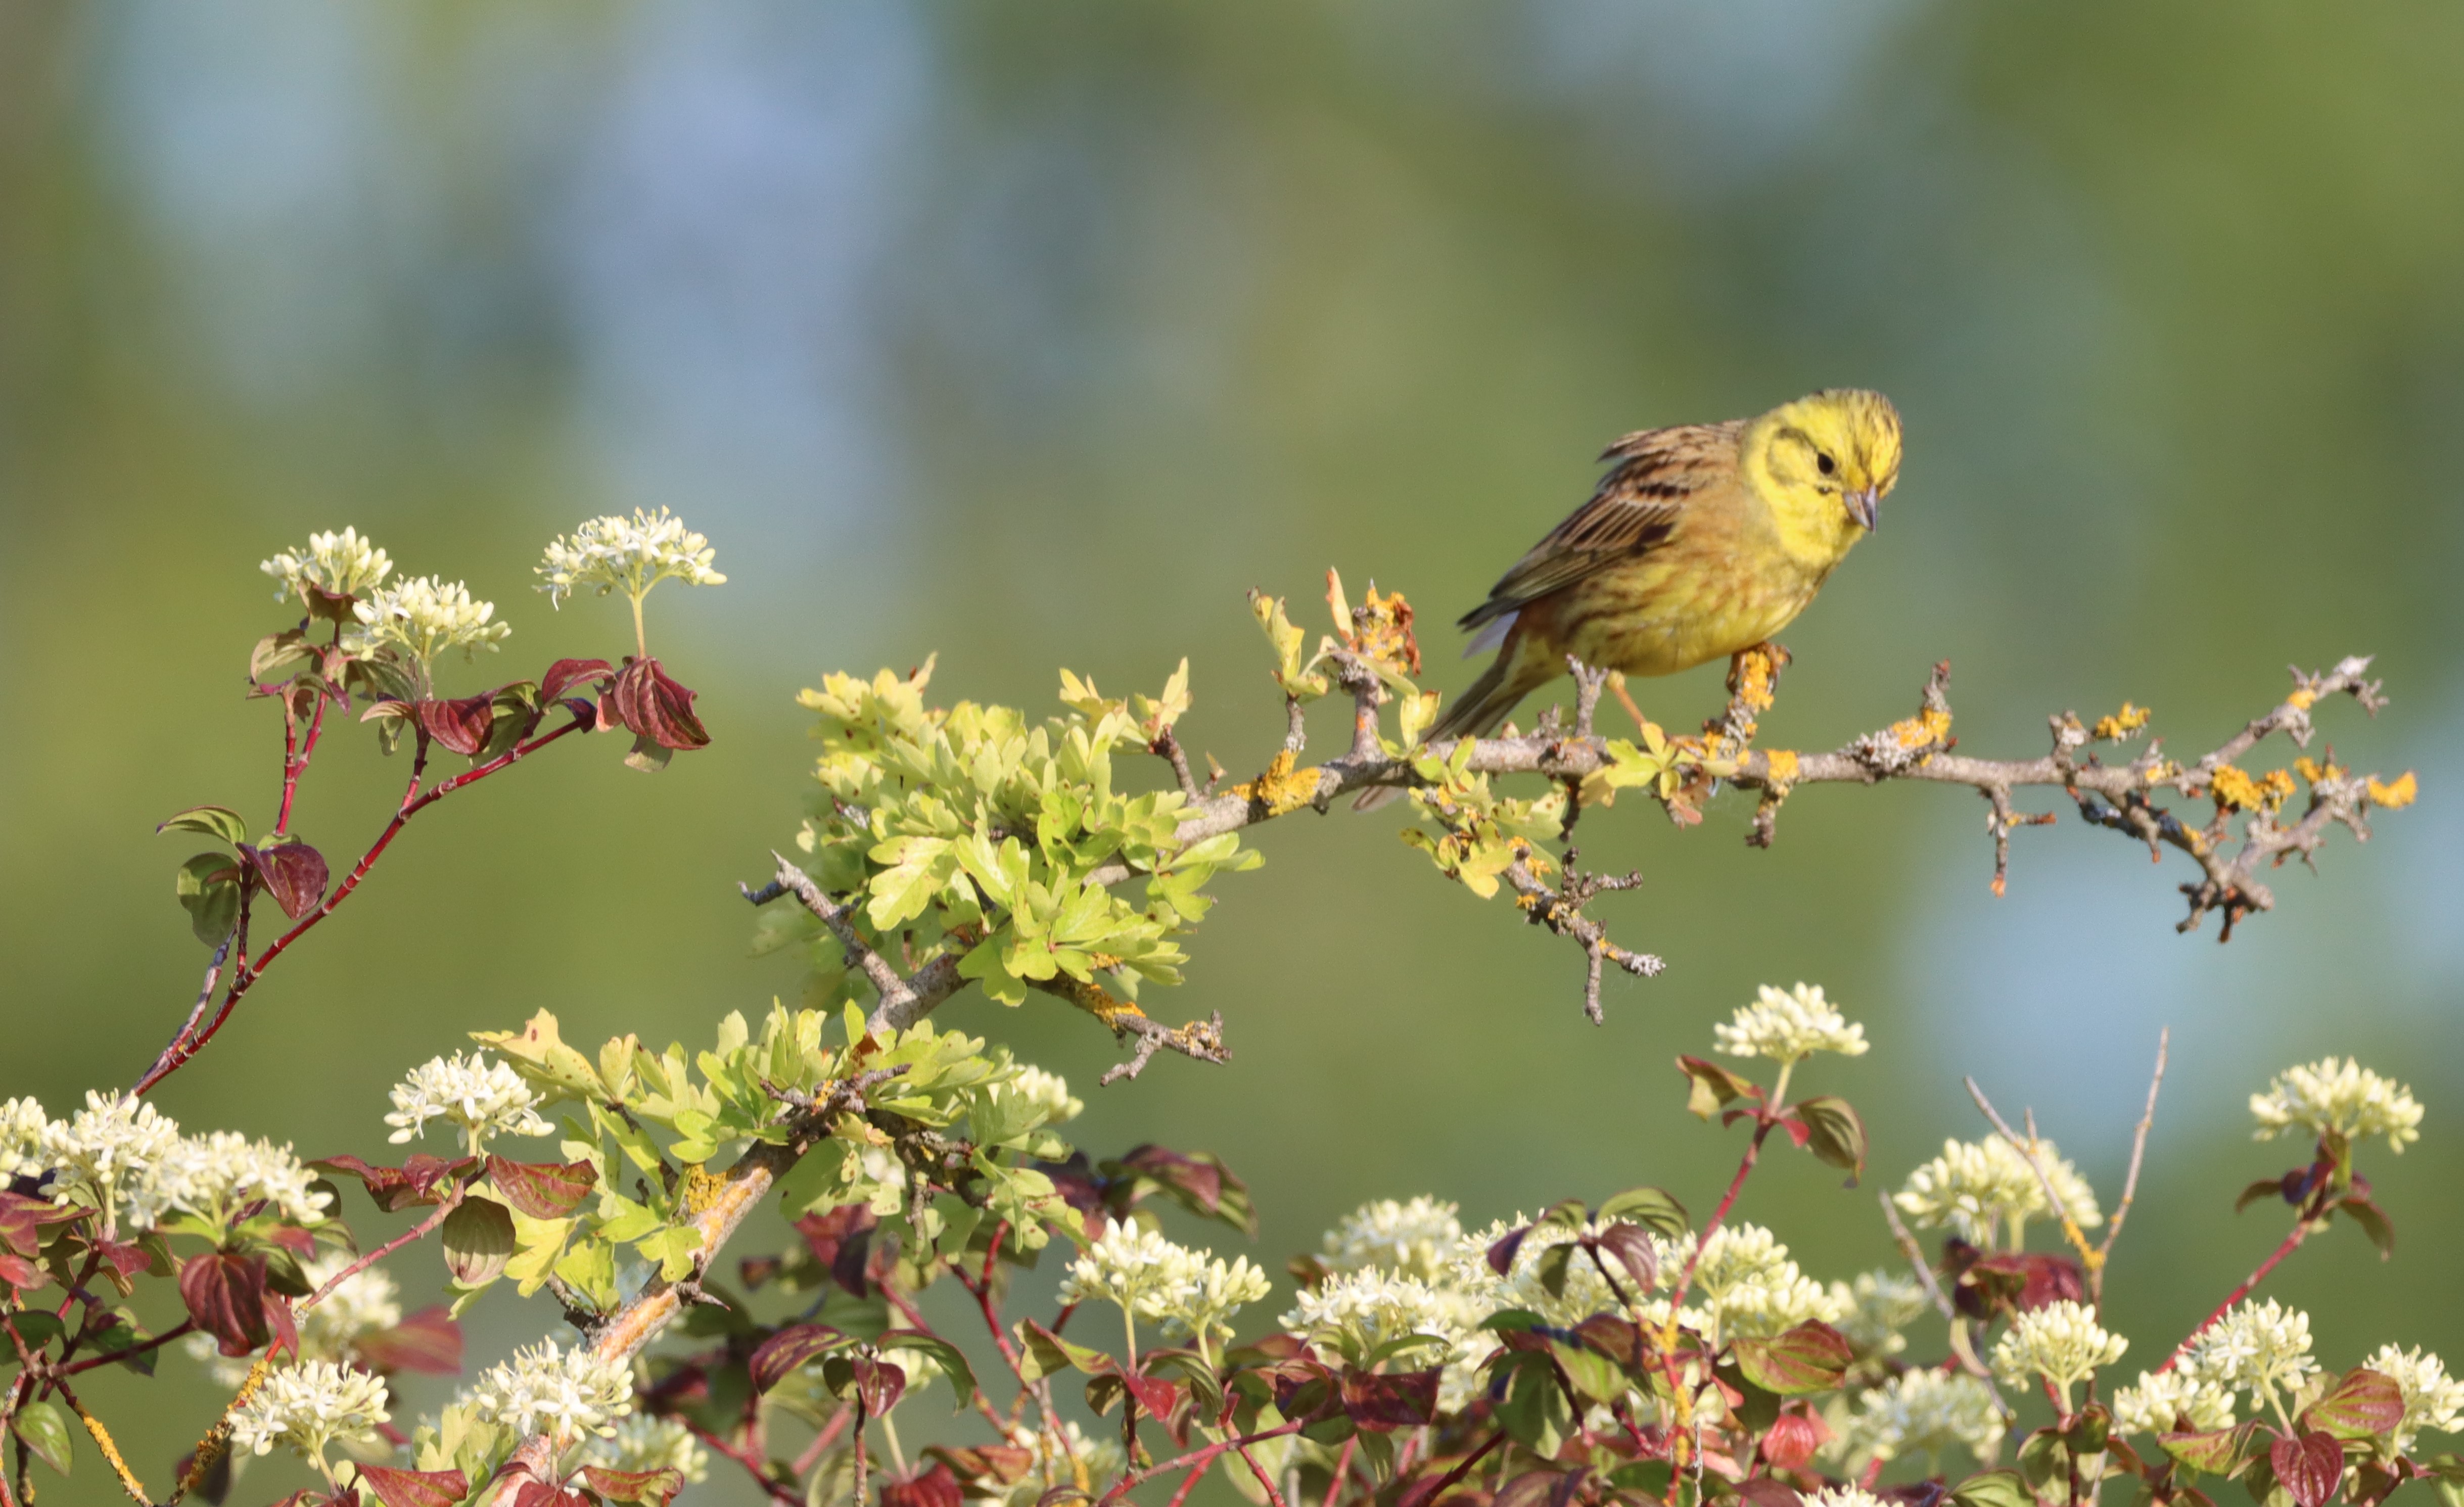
[1816,452,1837,476]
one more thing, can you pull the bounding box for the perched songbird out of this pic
[1362,390,1900,808]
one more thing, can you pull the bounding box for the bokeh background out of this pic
[6,2,2464,1500]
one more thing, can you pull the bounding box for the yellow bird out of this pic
[1366,389,1900,806]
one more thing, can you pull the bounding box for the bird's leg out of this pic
[1712,642,1790,752]
[1608,672,1654,738]
[1564,656,1611,740]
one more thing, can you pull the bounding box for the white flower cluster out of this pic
[1807,1488,1886,1507]
[1894,1134,2103,1247]
[1006,1066,1082,1126]
[384,1052,551,1156]
[1002,1419,1125,1504]
[2110,1368,2237,1436]
[190,1250,404,1388]
[1990,1300,2127,1395]
[1714,983,1870,1066]
[345,576,512,672]
[151,1129,332,1229]
[263,527,393,606]
[1829,1269,1933,1359]
[1687,1223,1852,1342]
[0,1097,50,1181]
[1059,1223,1272,1351]
[2360,1344,2464,1452]
[2183,1298,2317,1405]
[536,507,726,608]
[1322,1197,1465,1283]
[587,1414,710,1484]
[228,1359,391,1472]
[1831,1368,2005,1469]
[2251,1057,2423,1154]
[40,1091,183,1235]
[1280,1267,1464,1366]
[470,1338,634,1443]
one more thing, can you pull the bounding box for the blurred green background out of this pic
[6,2,2464,1500]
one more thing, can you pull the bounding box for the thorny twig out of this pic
[1503,847,1663,1025]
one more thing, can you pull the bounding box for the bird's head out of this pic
[1744,388,1903,553]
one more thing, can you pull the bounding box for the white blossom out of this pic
[536,508,726,608]
[1830,1269,1932,1358]
[587,1414,710,1484]
[384,1052,551,1156]
[1160,1254,1273,1355]
[227,1359,391,1477]
[1991,1301,2127,1394]
[42,1091,182,1235]
[1001,1419,1124,1504]
[1006,1066,1082,1125]
[344,576,510,674]
[2360,1344,2464,1451]
[1280,1268,1463,1367]
[149,1129,331,1229]
[470,1338,634,1443]
[1715,983,1870,1066]
[262,528,392,607]
[1807,1488,1886,1507]
[0,1097,50,1181]
[1059,1222,1203,1325]
[1689,1223,1851,1342]
[1894,1135,2103,1247]
[2110,1369,2237,1436]
[2250,1058,2423,1154]
[1322,1197,1465,1283]
[2181,1299,2317,1406]
[1832,1369,2005,1467]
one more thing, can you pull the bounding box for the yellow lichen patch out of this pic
[1232,748,1323,815]
[2210,765,2297,814]
[2143,759,2180,786]
[1730,645,1782,717]
[2368,772,2419,809]
[679,1164,728,1222]
[1761,748,1800,795]
[2294,755,2345,785]
[1889,705,1953,752]
[2287,687,2317,712]
[2091,702,2151,741]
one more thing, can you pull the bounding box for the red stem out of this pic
[61,1320,196,1378]
[1233,1440,1290,1507]
[275,685,331,837]
[2157,1218,2314,1375]
[1321,1435,1357,1507]
[1097,1422,1306,1507]
[1412,1429,1505,1507]
[688,1422,801,1505]
[792,1404,854,1478]
[134,715,586,1095]
[302,1182,473,1314]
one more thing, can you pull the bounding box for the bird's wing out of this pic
[1458,420,1745,630]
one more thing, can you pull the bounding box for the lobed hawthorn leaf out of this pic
[242,839,329,922]
[159,805,248,847]
[2271,1430,2344,1507]
[1676,1055,1761,1121]
[1789,1096,1867,1184]
[312,1155,477,1213]
[354,1307,462,1375]
[2303,1367,2405,1440]
[751,1323,859,1392]
[353,1464,471,1507]
[486,1156,597,1220]
[440,1197,516,1287]
[1733,1320,1852,1396]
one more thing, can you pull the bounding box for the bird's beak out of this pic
[1845,487,1880,532]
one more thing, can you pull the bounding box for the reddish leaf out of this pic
[2304,1368,2405,1440]
[738,1254,783,1290]
[265,1291,300,1360]
[311,1155,478,1213]
[0,1192,79,1259]
[750,1323,858,1392]
[1571,1314,1652,1373]
[1486,1223,1531,1277]
[1790,1095,1868,1183]
[180,1252,272,1356]
[1734,1477,1803,1507]
[925,1446,1036,1486]
[2159,1425,2256,1476]
[440,1197,516,1287]
[1763,1410,1832,1470]
[1733,1321,1852,1396]
[581,1465,687,1505]
[486,1156,597,1220]
[599,656,710,751]
[354,1465,471,1507]
[1956,1251,2084,1318]
[1593,1222,1657,1291]
[415,694,496,756]
[2271,1430,2343,1507]
[0,1253,41,1289]
[1343,1367,1441,1430]
[1108,1145,1258,1235]
[1119,1369,1182,1418]
[540,659,617,703]
[855,1357,908,1416]
[881,1464,964,1507]
[508,1484,593,1507]
[242,840,330,921]
[794,1205,878,1297]
[355,1307,462,1375]
[1676,1055,1762,1120]
[2339,1196,2396,1259]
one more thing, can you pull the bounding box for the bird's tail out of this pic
[1352,654,1532,812]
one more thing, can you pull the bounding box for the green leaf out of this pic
[173,852,244,948]
[441,1197,517,1288]
[2303,1367,2405,1440]
[879,1329,979,1411]
[1949,1470,2032,1507]
[158,805,248,846]
[1596,1186,1689,1241]
[1015,1320,1109,1382]
[554,1239,621,1313]
[1790,1096,1868,1184]
[11,1397,71,1475]
[2337,1196,2395,1259]
[2158,1423,2257,1477]
[1675,1055,1759,1121]
[1731,1321,1851,1396]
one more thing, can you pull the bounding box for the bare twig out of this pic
[2095,1029,2170,1301]
[747,851,913,1007]
[1964,1078,2099,1273]
[1502,850,1662,1024]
